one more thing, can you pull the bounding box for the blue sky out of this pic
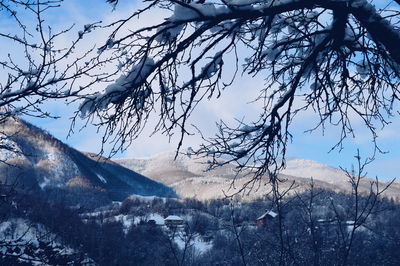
[2,0,400,181]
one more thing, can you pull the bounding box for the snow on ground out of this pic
[172,232,212,255]
[133,213,166,226]
[0,219,74,255]
[80,211,106,217]
[96,173,107,183]
[78,208,214,253]
[39,177,51,189]
[148,213,165,225]
[114,214,134,233]
[82,212,167,232]
[129,194,178,202]
[192,237,213,254]
[0,218,96,265]
[0,218,44,246]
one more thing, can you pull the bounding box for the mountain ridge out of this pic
[114,151,399,201]
[0,118,176,208]
[1,118,397,205]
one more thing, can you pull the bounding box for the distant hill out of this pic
[1,117,397,205]
[0,118,176,208]
[115,151,399,201]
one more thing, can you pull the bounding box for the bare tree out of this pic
[294,179,323,266]
[291,151,394,266]
[73,0,400,184]
[335,152,393,265]
[164,222,198,266]
[227,202,248,266]
[0,2,105,263]
[1,1,399,184]
[0,0,121,161]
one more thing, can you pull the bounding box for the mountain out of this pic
[116,151,237,185]
[0,118,176,208]
[115,151,399,201]
[282,158,400,197]
[1,117,397,205]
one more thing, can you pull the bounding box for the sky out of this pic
[2,0,400,181]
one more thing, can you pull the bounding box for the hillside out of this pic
[0,118,176,208]
[1,123,399,265]
[115,151,399,201]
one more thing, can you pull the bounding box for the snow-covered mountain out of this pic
[116,151,237,185]
[0,118,176,208]
[1,117,397,204]
[115,151,399,200]
[282,158,348,184]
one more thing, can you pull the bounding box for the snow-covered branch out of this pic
[5,0,396,183]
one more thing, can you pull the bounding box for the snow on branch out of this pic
[80,57,155,117]
[0,0,103,123]
[73,0,400,182]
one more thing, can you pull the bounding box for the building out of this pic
[256,210,278,227]
[164,215,184,226]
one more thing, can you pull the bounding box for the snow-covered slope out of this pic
[115,151,237,186]
[282,158,400,196]
[282,158,349,185]
[0,118,176,207]
[115,152,399,200]
[0,218,96,265]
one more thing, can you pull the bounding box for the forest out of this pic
[1,178,400,265]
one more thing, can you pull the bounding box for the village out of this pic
[75,191,375,262]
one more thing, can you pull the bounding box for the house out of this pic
[164,215,184,226]
[256,210,278,227]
